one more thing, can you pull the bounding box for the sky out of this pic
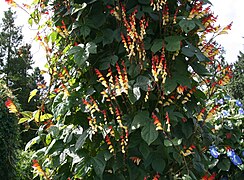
[0,0,244,69]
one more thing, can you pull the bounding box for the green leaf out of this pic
[19,111,33,124]
[172,138,182,146]
[80,26,90,38]
[135,75,152,91]
[40,113,53,122]
[99,55,118,70]
[68,45,83,55]
[86,42,97,54]
[191,62,211,76]
[209,159,219,169]
[179,19,196,33]
[193,19,206,30]
[51,93,70,119]
[45,139,64,155]
[165,36,185,52]
[139,142,151,159]
[217,158,231,171]
[182,121,193,138]
[92,153,106,179]
[151,153,166,173]
[128,63,140,78]
[182,175,193,180]
[28,89,38,102]
[25,136,40,151]
[182,46,195,57]
[71,3,87,15]
[182,42,210,62]
[128,88,139,104]
[132,87,141,102]
[18,117,31,124]
[151,39,163,53]
[46,133,52,145]
[75,129,88,151]
[141,122,158,145]
[102,28,114,46]
[164,139,173,147]
[164,138,182,147]
[131,111,150,130]
[195,51,210,62]
[164,78,177,95]
[47,125,60,138]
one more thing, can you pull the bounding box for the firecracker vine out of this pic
[5,0,244,179]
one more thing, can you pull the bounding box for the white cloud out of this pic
[211,0,244,63]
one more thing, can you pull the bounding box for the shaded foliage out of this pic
[227,51,244,105]
[0,80,20,179]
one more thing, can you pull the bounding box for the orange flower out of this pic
[32,159,45,175]
[5,98,18,113]
[5,0,14,4]
[130,156,141,165]
[152,112,163,131]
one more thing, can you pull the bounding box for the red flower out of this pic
[5,98,18,113]
[226,133,232,139]
[202,172,216,180]
[5,0,14,4]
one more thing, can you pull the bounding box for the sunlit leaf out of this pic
[40,113,53,122]
[25,136,41,151]
[28,89,38,102]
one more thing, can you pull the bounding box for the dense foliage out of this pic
[5,0,244,179]
[227,51,244,105]
[0,80,20,179]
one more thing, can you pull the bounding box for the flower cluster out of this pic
[32,159,45,176]
[151,49,167,83]
[227,149,243,166]
[209,146,243,166]
[150,0,167,11]
[152,112,163,131]
[121,6,148,62]
[95,61,129,102]
[201,172,216,180]
[209,145,220,158]
[5,98,18,114]
[181,144,196,157]
[188,1,209,20]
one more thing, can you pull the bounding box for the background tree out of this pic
[227,51,244,104]
[0,8,34,110]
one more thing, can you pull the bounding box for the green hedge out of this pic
[0,80,20,179]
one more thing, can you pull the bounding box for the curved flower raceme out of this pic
[227,149,243,166]
[209,146,220,158]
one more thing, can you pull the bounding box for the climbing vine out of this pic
[5,0,244,179]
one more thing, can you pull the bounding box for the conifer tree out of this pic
[0,8,34,110]
[227,51,244,104]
